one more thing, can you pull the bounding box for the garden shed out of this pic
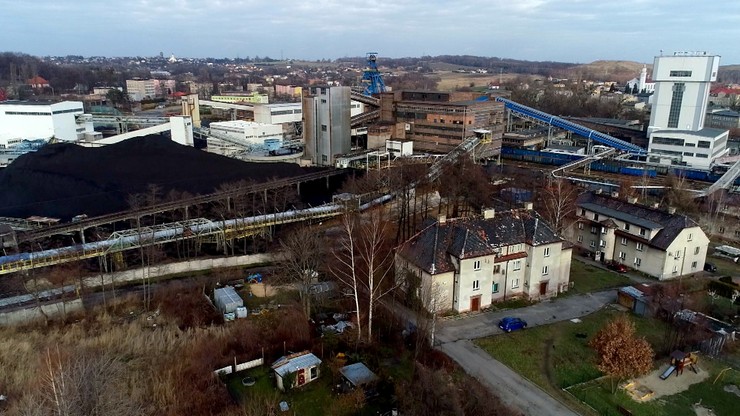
[271,351,322,391]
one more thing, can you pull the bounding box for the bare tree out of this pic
[540,177,580,234]
[357,211,397,341]
[331,213,363,341]
[279,225,324,316]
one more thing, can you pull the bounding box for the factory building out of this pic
[209,120,284,149]
[303,86,352,166]
[253,103,303,125]
[0,100,95,147]
[378,90,505,154]
[647,52,729,169]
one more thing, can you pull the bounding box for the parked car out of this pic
[606,261,628,273]
[498,317,527,333]
[703,262,718,273]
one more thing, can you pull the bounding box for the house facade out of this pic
[396,206,572,314]
[573,191,709,280]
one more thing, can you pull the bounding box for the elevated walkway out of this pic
[696,158,740,197]
[350,91,380,107]
[199,100,255,112]
[496,97,647,156]
[552,148,616,178]
[350,109,380,128]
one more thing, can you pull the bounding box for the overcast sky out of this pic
[1,0,738,64]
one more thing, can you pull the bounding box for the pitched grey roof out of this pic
[398,209,562,275]
[271,352,322,377]
[340,363,378,387]
[577,192,699,250]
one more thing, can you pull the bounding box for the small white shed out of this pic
[271,351,322,391]
[214,286,243,314]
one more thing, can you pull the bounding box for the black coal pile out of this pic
[0,135,316,220]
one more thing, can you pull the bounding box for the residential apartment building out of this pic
[395,206,572,314]
[572,191,709,280]
[126,79,176,101]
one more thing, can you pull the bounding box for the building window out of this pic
[672,265,678,273]
[621,237,628,245]
[590,226,598,234]
[594,214,600,221]
[636,242,644,251]
[492,282,499,293]
[691,261,697,268]
[321,124,327,132]
[320,99,326,104]
[675,251,681,259]
[619,251,626,260]
[669,70,692,77]
[589,240,596,248]
[694,247,700,255]
[639,228,646,236]
[718,226,725,234]
[634,257,642,267]
[473,260,481,270]
[697,140,711,148]
[493,265,501,274]
[578,223,584,230]
[667,83,685,128]
[512,278,520,289]
[473,280,480,291]
[687,233,693,241]
[310,366,318,380]
[544,247,551,257]
[624,224,630,231]
[599,240,606,248]
[581,208,586,216]
[512,260,521,271]
[735,230,740,238]
[577,235,583,242]
[542,266,549,276]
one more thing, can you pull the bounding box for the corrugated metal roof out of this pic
[619,286,645,298]
[340,362,378,387]
[214,286,242,306]
[271,352,322,377]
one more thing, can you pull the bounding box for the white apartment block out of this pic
[396,206,572,314]
[126,79,176,101]
[573,191,709,281]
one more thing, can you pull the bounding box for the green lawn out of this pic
[566,260,630,296]
[474,307,739,416]
[225,366,336,416]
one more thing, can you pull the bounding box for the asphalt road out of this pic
[435,290,616,416]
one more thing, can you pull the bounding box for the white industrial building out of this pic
[0,101,96,147]
[647,52,729,169]
[209,120,284,149]
[253,103,303,125]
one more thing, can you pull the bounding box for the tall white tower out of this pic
[638,65,647,92]
[647,52,728,169]
[648,52,720,134]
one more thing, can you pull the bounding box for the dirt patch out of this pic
[724,384,740,397]
[693,404,716,416]
[627,364,709,401]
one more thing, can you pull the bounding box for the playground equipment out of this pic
[660,351,699,380]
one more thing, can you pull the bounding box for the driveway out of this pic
[436,290,616,343]
[435,290,616,416]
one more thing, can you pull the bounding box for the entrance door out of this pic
[470,296,481,312]
[539,281,549,296]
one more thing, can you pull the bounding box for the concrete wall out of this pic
[0,298,83,326]
[82,252,282,289]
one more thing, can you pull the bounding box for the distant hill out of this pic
[563,61,647,83]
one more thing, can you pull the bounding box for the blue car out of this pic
[498,317,527,333]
